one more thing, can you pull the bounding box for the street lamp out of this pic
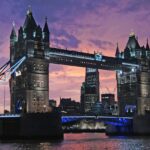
[43,105,46,112]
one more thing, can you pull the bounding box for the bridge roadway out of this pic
[0,114,133,126]
[0,46,140,81]
[44,47,139,71]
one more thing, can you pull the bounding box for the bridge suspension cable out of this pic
[0,56,26,83]
[0,61,10,76]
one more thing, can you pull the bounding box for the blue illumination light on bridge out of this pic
[61,116,133,126]
[105,121,125,127]
[0,114,21,118]
[95,53,103,61]
[49,51,94,60]
[122,62,139,67]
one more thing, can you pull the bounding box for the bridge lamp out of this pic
[19,106,22,110]
[131,68,135,72]
[102,59,106,62]
[118,70,123,75]
[33,31,36,37]
[95,53,103,61]
[15,70,22,77]
[23,32,26,39]
[43,105,47,112]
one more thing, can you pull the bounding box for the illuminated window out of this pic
[33,31,36,37]
[23,32,26,39]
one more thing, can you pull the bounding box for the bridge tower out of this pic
[10,9,50,113]
[116,33,150,116]
[137,58,150,115]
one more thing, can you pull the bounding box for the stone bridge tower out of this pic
[116,33,150,116]
[10,9,50,113]
[137,59,150,115]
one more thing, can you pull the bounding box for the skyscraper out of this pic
[80,68,99,114]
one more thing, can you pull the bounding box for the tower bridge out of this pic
[0,9,150,116]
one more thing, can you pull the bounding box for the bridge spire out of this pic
[126,31,140,49]
[43,17,50,43]
[146,38,150,50]
[115,42,120,58]
[129,29,135,37]
[27,5,32,15]
[43,17,49,33]
[10,21,17,39]
[23,6,37,39]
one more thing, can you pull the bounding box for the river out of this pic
[0,133,150,150]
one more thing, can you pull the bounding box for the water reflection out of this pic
[0,133,150,150]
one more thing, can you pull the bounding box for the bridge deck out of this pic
[45,48,139,71]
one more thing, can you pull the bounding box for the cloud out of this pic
[117,0,150,14]
[0,40,4,49]
[89,39,114,50]
[51,29,80,49]
[49,64,64,73]
[0,57,8,64]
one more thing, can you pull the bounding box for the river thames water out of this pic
[0,133,150,150]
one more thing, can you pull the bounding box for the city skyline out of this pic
[0,0,150,112]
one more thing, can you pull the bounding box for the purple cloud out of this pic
[90,39,114,50]
[51,29,80,49]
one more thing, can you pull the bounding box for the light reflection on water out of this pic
[0,133,150,150]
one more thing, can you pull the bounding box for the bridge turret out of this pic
[146,38,150,50]
[10,22,17,43]
[124,47,131,59]
[18,27,23,41]
[43,17,50,46]
[35,25,42,41]
[115,43,120,58]
[126,32,140,50]
[10,22,17,64]
[23,7,37,39]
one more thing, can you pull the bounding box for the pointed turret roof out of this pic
[146,38,150,50]
[43,17,49,33]
[23,7,37,31]
[10,21,17,39]
[18,26,23,40]
[19,26,23,33]
[124,47,131,58]
[115,43,120,57]
[126,32,140,49]
[36,25,42,38]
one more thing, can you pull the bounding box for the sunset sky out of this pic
[0,0,150,111]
